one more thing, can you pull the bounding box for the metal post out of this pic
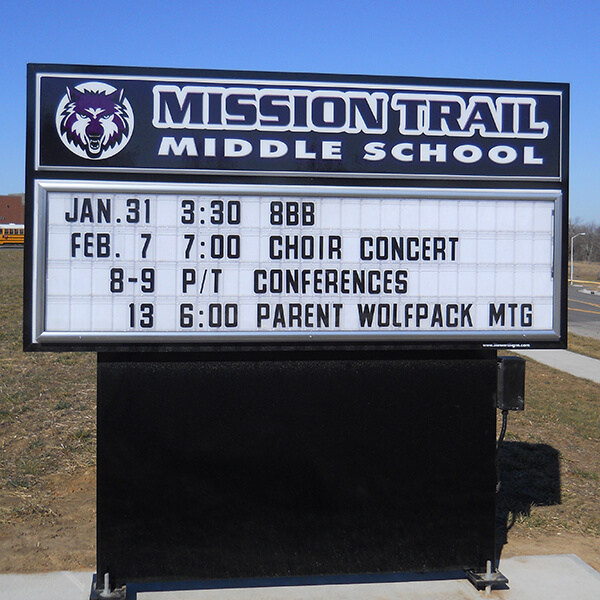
[570,232,586,285]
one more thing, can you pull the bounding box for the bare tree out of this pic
[569,220,600,262]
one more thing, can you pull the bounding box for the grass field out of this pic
[1,248,600,572]
[571,260,600,289]
[569,332,600,361]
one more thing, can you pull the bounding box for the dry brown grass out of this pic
[497,357,600,549]
[0,250,96,490]
[569,332,600,361]
[0,249,96,570]
[571,261,600,289]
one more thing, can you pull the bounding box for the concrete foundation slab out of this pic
[2,555,599,600]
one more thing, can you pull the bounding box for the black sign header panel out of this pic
[33,64,566,182]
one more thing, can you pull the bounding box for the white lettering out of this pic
[391,143,414,162]
[204,138,216,157]
[153,84,549,139]
[153,85,387,134]
[157,136,198,156]
[363,141,386,161]
[260,139,288,158]
[295,140,317,159]
[489,145,518,164]
[453,144,483,163]
[390,92,549,139]
[224,138,252,157]
[322,140,342,160]
[524,145,544,165]
[420,143,447,162]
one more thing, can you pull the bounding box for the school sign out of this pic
[25,65,569,349]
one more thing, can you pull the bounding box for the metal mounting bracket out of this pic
[465,561,509,591]
[90,573,126,600]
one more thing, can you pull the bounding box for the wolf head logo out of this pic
[56,82,134,160]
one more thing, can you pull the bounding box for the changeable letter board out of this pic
[25,65,569,349]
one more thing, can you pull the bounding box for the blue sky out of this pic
[1,0,599,222]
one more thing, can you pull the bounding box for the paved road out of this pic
[568,284,600,341]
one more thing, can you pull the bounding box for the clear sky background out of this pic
[1,0,598,222]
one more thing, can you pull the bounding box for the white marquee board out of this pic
[29,181,562,346]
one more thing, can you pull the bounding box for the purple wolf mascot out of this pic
[59,84,132,159]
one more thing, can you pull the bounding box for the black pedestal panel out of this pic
[97,351,498,588]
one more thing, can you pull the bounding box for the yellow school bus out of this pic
[0,224,24,246]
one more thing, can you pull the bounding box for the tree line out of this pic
[569,219,600,262]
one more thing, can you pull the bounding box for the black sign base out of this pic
[97,350,498,590]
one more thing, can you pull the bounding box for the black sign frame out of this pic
[24,64,569,352]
